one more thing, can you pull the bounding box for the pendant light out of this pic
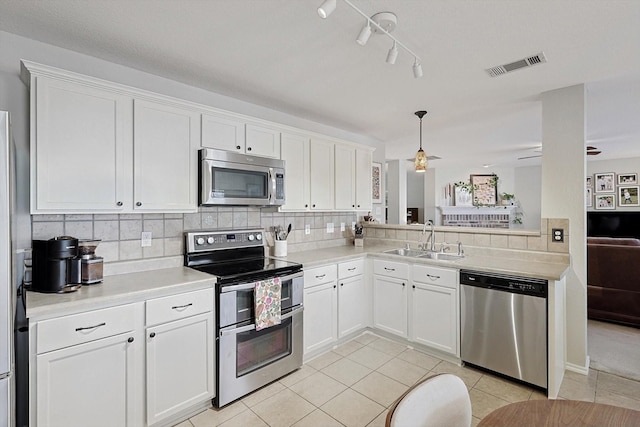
[414,110,428,172]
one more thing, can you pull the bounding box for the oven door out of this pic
[217,305,303,407]
[219,272,303,329]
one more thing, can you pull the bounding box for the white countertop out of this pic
[26,244,569,322]
[26,266,214,321]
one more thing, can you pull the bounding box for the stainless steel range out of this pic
[184,229,303,407]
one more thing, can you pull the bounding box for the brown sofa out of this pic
[587,237,640,327]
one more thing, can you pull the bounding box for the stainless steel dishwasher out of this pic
[460,270,548,390]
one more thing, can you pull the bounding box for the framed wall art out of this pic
[594,173,615,193]
[594,194,615,210]
[586,176,592,188]
[618,186,639,206]
[372,162,382,203]
[470,174,498,206]
[586,188,592,208]
[454,184,473,207]
[617,173,638,185]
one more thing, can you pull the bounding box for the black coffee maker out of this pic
[32,236,82,293]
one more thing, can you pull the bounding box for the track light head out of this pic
[413,59,423,78]
[317,0,336,18]
[386,41,398,65]
[356,22,372,46]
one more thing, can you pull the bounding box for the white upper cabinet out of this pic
[309,138,335,210]
[201,112,281,158]
[334,145,356,210]
[133,99,199,212]
[30,76,133,213]
[355,148,372,211]
[280,132,310,210]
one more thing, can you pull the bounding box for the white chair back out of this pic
[386,373,472,427]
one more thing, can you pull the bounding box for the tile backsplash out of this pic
[31,207,360,263]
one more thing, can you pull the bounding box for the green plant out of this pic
[501,192,515,200]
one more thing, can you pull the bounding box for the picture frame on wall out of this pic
[586,188,592,207]
[617,173,638,185]
[372,162,382,203]
[454,184,473,207]
[618,186,639,206]
[470,174,498,206]
[586,176,592,188]
[594,194,615,210]
[594,172,615,193]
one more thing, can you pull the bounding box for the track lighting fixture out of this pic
[386,41,398,65]
[414,111,428,172]
[317,0,423,78]
[356,22,372,46]
[317,0,336,19]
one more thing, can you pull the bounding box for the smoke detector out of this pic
[486,52,547,78]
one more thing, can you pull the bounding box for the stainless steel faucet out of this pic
[421,220,435,252]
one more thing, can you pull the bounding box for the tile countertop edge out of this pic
[26,267,215,322]
[283,245,570,282]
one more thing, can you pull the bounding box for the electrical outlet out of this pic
[340,222,346,232]
[326,223,334,233]
[305,224,311,235]
[552,228,564,242]
[141,231,152,247]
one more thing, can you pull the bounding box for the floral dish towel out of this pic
[255,277,281,331]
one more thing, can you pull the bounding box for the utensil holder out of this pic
[274,240,288,257]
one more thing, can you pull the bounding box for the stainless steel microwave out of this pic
[199,148,285,206]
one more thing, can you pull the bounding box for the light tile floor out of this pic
[176,333,640,427]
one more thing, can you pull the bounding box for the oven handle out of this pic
[220,271,303,293]
[219,306,303,336]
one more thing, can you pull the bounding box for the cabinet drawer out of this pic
[304,264,337,288]
[146,288,214,327]
[412,264,458,288]
[373,260,409,279]
[37,304,136,354]
[338,259,364,279]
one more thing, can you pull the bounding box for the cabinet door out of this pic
[334,145,356,210]
[303,282,337,355]
[245,124,280,158]
[133,99,199,212]
[309,139,334,210]
[355,149,372,211]
[201,112,245,153]
[146,312,214,426]
[280,133,310,210]
[373,275,408,338]
[411,282,458,355]
[36,332,139,427]
[33,76,132,212]
[338,275,365,338]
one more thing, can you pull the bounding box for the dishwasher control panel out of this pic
[460,270,547,297]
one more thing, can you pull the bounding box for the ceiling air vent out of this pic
[486,52,547,78]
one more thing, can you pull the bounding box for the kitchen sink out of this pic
[382,248,465,261]
[419,252,465,261]
[383,248,425,257]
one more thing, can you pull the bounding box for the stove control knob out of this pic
[248,234,255,241]
[196,237,205,245]
[207,237,215,244]
[256,234,262,241]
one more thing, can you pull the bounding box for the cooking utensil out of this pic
[285,223,292,239]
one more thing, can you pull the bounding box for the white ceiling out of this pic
[2,0,640,168]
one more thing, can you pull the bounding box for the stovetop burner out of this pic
[184,229,303,285]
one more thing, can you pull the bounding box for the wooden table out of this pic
[477,400,640,427]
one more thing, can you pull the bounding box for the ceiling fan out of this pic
[517,146,601,160]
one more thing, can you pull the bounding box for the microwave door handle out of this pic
[269,168,276,204]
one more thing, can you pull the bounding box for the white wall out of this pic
[386,160,406,224]
[541,84,587,372]
[406,161,425,223]
[515,165,542,229]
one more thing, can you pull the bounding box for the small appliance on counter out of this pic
[31,236,81,293]
[72,239,103,285]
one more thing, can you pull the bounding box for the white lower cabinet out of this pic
[338,259,366,338]
[35,304,143,427]
[373,260,409,338]
[145,288,214,426]
[410,264,459,356]
[303,265,338,356]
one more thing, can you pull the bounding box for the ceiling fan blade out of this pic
[517,155,542,160]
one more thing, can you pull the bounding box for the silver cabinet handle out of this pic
[136,202,142,206]
[75,322,106,332]
[315,274,326,279]
[116,201,123,206]
[347,267,356,271]
[426,274,441,280]
[384,267,396,271]
[171,303,193,310]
